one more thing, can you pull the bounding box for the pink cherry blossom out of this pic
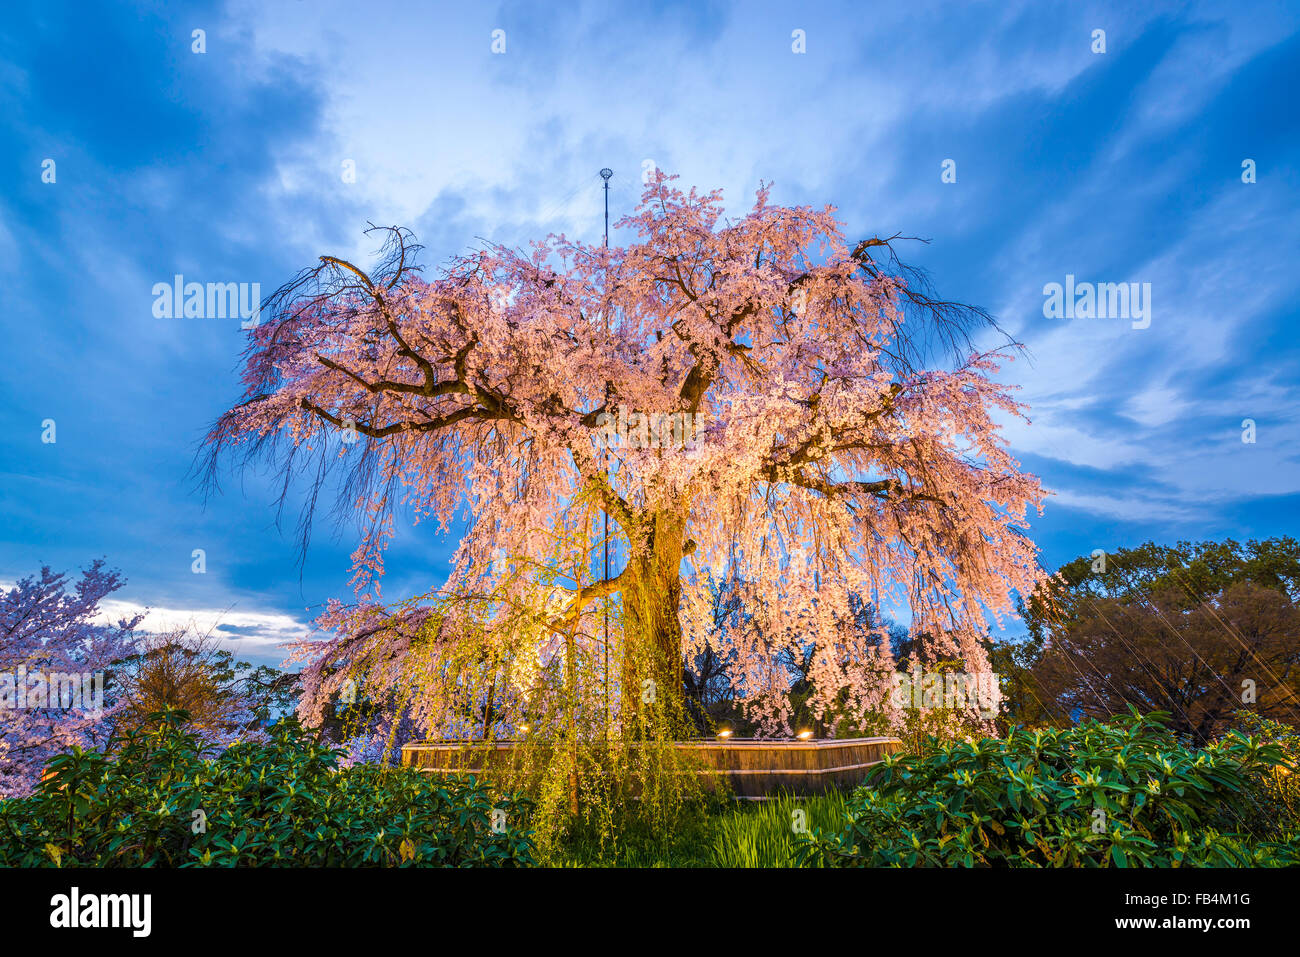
[0,562,140,796]
[207,173,1046,740]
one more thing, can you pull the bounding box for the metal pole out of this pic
[599,168,612,737]
[602,168,611,248]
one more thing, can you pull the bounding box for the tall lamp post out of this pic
[599,168,613,738]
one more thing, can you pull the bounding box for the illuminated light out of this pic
[796,729,814,740]
[716,729,732,739]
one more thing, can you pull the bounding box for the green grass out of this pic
[707,792,847,867]
[547,790,851,868]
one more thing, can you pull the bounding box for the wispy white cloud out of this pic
[95,598,311,669]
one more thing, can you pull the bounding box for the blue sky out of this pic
[1,1,1297,667]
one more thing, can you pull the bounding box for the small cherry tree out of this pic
[0,562,140,796]
[205,174,1045,744]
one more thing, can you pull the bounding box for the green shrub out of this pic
[1229,710,1300,841]
[798,710,1300,867]
[0,709,533,867]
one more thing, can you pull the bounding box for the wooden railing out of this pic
[400,736,903,798]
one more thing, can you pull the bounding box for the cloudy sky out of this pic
[1,0,1297,667]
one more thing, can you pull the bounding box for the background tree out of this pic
[983,632,1055,733]
[1024,537,1300,642]
[682,575,740,730]
[205,173,1045,742]
[0,562,139,797]
[112,628,296,742]
[1021,539,1300,741]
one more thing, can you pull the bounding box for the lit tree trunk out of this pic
[620,508,690,724]
[480,677,495,739]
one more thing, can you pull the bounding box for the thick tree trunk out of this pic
[480,677,495,739]
[620,509,687,727]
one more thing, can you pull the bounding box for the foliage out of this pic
[887,658,994,754]
[982,634,1054,734]
[1229,710,1300,841]
[546,787,722,868]
[0,709,533,867]
[798,710,1300,867]
[0,562,140,797]
[490,666,720,866]
[112,628,299,742]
